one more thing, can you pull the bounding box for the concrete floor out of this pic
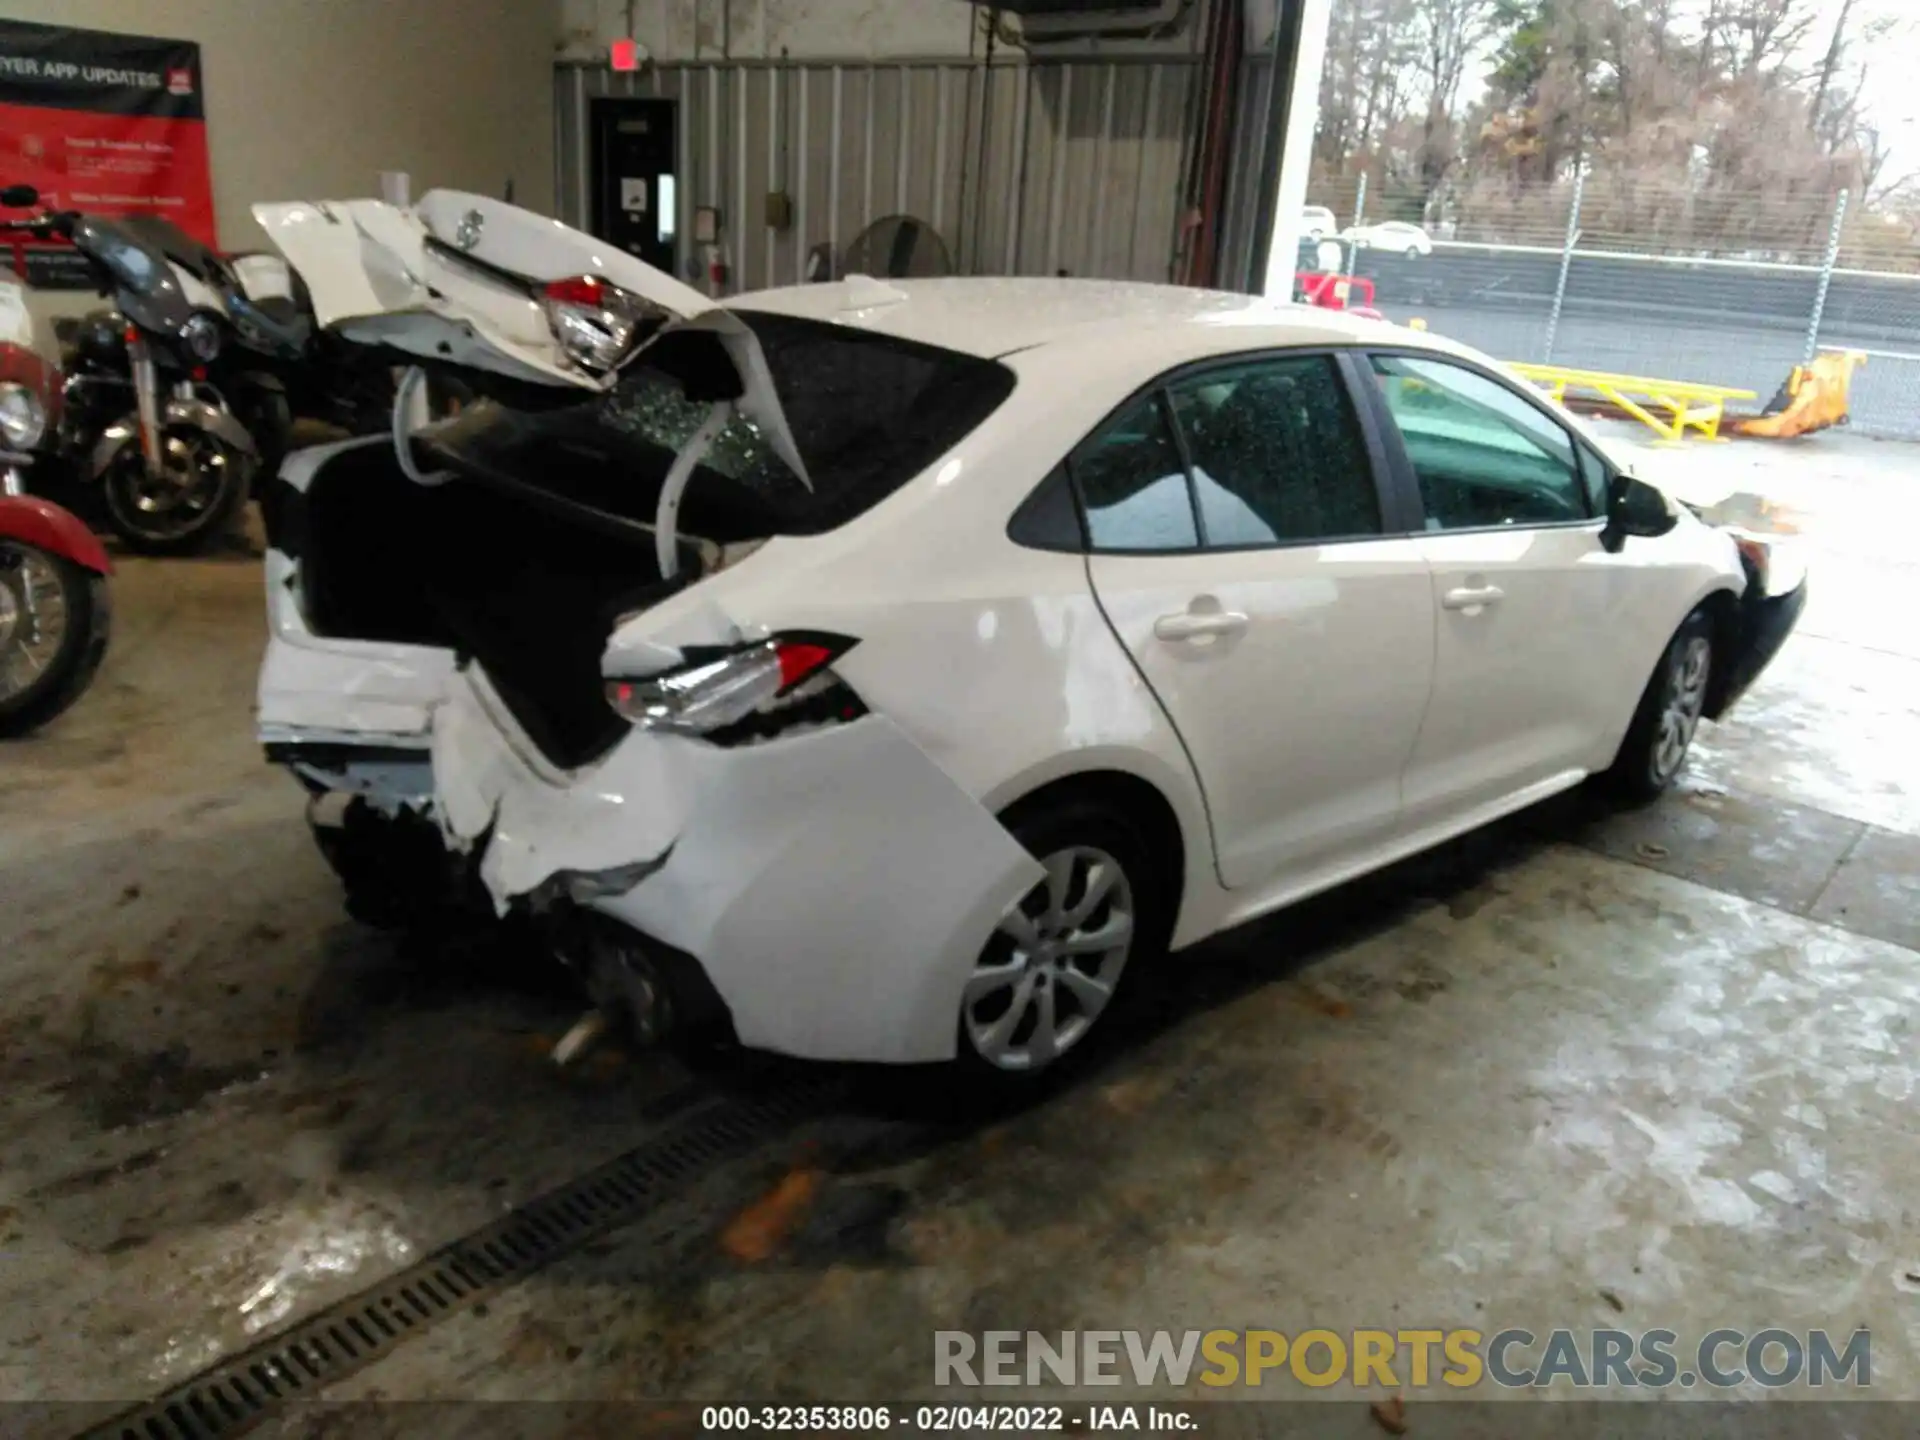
[2,425,1917,1432]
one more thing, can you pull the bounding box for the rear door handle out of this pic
[1441,585,1505,611]
[1154,610,1250,641]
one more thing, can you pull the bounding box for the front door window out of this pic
[1369,354,1588,530]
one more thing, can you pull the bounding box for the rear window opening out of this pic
[284,314,1013,770]
[419,311,1017,540]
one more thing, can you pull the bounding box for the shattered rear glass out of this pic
[424,313,1015,538]
[590,369,790,487]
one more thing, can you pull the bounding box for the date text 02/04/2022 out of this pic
[699,1405,1198,1431]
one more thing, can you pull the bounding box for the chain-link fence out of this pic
[1305,176,1920,440]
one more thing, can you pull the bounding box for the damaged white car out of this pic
[257,273,1805,1089]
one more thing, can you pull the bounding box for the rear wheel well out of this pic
[998,770,1187,921]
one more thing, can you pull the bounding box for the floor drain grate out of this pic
[78,1079,840,1440]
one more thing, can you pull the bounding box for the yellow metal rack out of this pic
[1507,362,1758,443]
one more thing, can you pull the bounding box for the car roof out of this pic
[729,275,1461,363]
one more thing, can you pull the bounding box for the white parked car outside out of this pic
[1301,205,1338,241]
[1344,219,1434,256]
[257,273,1804,1093]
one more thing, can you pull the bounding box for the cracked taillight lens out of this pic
[542,274,644,373]
[606,634,860,738]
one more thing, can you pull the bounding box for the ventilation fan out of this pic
[837,215,954,281]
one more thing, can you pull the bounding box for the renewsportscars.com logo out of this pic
[934,1328,1872,1391]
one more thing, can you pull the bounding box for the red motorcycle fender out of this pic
[0,496,112,576]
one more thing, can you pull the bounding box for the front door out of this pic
[1363,350,1630,828]
[590,98,678,274]
[1083,352,1435,891]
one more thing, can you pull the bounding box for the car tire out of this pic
[949,799,1169,1097]
[1603,609,1715,802]
[1406,244,1422,259]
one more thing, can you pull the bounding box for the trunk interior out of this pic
[281,442,695,769]
[272,317,1019,770]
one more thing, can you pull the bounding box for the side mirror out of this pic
[1600,472,1677,553]
[0,184,39,208]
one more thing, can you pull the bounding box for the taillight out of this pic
[544,275,608,307]
[773,640,832,686]
[541,273,643,373]
[606,633,863,740]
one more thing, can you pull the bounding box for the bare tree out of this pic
[1311,0,1915,271]
[1313,0,1434,199]
[1410,0,1501,196]
[1705,0,1820,80]
[1808,0,1857,135]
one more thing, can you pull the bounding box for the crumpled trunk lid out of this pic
[251,191,809,486]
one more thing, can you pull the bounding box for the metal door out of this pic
[590,98,678,274]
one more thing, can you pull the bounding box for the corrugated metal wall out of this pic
[1216,49,1276,293]
[554,57,1213,293]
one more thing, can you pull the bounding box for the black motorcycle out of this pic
[2,185,392,554]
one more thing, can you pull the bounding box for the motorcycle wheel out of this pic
[0,540,111,737]
[100,422,252,556]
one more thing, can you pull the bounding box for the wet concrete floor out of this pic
[1,427,1916,1428]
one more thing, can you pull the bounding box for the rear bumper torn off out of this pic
[422,670,1043,1064]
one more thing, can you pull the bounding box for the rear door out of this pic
[1084,351,1435,891]
[1362,350,1631,829]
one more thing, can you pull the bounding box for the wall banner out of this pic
[0,18,215,288]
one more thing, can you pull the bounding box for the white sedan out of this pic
[1344,219,1434,256]
[257,276,1803,1092]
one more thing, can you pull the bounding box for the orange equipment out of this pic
[1732,350,1866,439]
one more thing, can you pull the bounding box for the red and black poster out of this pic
[0,19,215,289]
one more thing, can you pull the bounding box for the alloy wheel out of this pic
[127,434,227,519]
[1653,635,1711,782]
[964,845,1135,1072]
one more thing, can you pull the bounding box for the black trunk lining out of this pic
[292,445,688,769]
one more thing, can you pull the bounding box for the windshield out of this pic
[70,215,197,335]
[424,312,1015,539]
[117,214,227,281]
